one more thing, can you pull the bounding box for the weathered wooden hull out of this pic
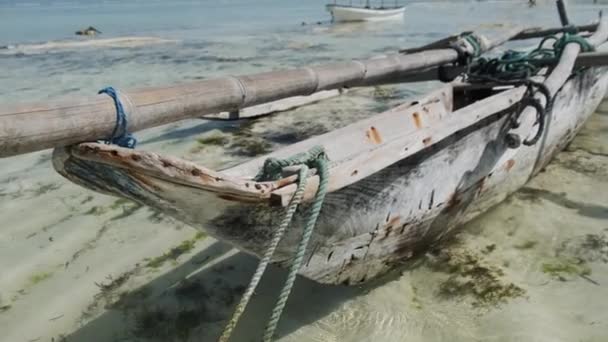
[52,62,608,285]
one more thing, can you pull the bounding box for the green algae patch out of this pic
[541,233,608,282]
[33,183,61,196]
[80,195,94,204]
[130,278,240,341]
[147,209,166,223]
[85,205,108,216]
[197,133,230,146]
[410,285,423,310]
[558,233,608,264]
[372,86,397,100]
[84,198,141,219]
[231,136,272,156]
[132,303,207,341]
[191,132,231,153]
[146,232,207,269]
[542,258,591,281]
[0,294,11,314]
[28,271,53,286]
[110,199,142,221]
[514,240,538,250]
[110,198,133,210]
[79,269,141,322]
[428,246,525,308]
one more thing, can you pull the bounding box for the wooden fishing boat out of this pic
[47,14,608,287]
[1,2,607,339]
[326,2,406,23]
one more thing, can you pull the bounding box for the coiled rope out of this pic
[219,146,329,342]
[467,32,594,83]
[463,32,594,147]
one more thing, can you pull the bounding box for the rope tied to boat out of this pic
[219,145,329,342]
[467,33,594,83]
[449,33,483,66]
[98,86,137,149]
[463,32,594,147]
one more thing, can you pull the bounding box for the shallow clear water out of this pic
[1,1,607,341]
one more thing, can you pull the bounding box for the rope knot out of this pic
[254,145,327,181]
[448,33,482,67]
[98,86,137,149]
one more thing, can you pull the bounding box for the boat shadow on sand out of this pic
[62,240,379,341]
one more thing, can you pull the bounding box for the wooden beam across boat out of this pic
[399,22,598,54]
[391,51,608,85]
[512,23,597,40]
[0,25,529,158]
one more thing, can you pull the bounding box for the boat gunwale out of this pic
[64,82,524,207]
[63,87,450,204]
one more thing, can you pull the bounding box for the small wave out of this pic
[0,36,179,55]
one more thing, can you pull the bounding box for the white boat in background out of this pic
[326,1,405,22]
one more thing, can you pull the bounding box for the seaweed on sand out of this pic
[372,86,397,100]
[427,245,525,308]
[78,232,207,325]
[28,271,53,286]
[190,132,231,153]
[541,232,608,283]
[145,232,207,269]
[123,277,243,341]
[197,133,230,146]
[109,198,143,220]
[0,294,11,313]
[514,240,538,250]
[541,258,591,281]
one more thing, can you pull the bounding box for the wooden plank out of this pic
[512,23,597,40]
[270,86,527,206]
[575,51,608,67]
[202,89,345,120]
[0,25,527,158]
[224,86,454,177]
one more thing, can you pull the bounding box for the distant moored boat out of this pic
[326,1,406,22]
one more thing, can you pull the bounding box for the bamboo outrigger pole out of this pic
[0,22,598,158]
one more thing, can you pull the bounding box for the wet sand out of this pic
[0,37,179,55]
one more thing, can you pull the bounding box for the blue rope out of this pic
[98,86,137,149]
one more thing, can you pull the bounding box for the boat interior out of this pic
[54,77,528,208]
